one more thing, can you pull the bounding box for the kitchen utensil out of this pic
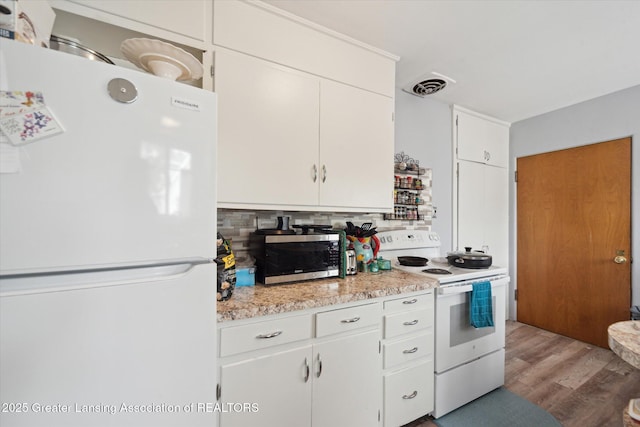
[446,247,492,269]
[361,222,372,232]
[120,38,203,81]
[49,35,114,64]
[398,256,428,267]
[276,216,290,231]
[345,249,357,275]
[292,224,332,234]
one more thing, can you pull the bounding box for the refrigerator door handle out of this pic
[0,258,214,297]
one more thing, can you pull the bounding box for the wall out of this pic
[509,84,640,316]
[394,89,453,252]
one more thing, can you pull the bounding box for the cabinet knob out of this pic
[312,164,318,183]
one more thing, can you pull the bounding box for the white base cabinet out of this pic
[217,302,382,427]
[220,345,312,427]
[312,330,381,427]
[217,292,436,427]
[381,292,435,427]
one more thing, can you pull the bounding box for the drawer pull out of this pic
[341,316,361,324]
[403,390,418,399]
[403,347,419,354]
[402,298,418,305]
[255,331,283,339]
[403,319,419,326]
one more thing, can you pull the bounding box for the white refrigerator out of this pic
[0,39,217,427]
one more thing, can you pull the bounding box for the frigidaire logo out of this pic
[171,97,200,111]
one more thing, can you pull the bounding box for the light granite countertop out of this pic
[217,269,438,322]
[608,320,640,370]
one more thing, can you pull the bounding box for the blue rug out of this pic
[433,387,562,427]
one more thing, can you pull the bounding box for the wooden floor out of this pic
[404,320,640,427]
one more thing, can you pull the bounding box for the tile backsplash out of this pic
[217,169,433,267]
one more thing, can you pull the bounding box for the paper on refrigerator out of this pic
[0,90,64,145]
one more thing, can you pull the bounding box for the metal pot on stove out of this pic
[446,247,492,269]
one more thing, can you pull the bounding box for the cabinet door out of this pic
[457,160,486,251]
[483,164,509,267]
[383,359,434,427]
[457,161,509,267]
[219,345,312,427]
[66,0,209,43]
[215,48,320,207]
[312,330,381,427]
[319,80,394,211]
[456,110,509,168]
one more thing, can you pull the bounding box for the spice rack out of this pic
[384,153,426,221]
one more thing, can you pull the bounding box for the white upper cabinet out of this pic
[49,0,213,89]
[215,48,320,208]
[56,0,212,45]
[455,107,509,168]
[213,1,397,212]
[319,80,394,211]
[215,48,394,212]
[213,0,397,97]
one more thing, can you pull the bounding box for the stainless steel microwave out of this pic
[249,232,340,285]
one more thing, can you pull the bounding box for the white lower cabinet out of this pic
[382,291,435,426]
[312,329,381,427]
[217,302,382,427]
[220,345,312,427]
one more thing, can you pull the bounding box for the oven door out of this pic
[434,276,508,373]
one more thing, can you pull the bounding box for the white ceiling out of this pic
[262,0,640,123]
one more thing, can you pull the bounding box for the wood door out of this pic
[517,137,631,348]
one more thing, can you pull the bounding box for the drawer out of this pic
[220,314,312,357]
[384,360,434,427]
[315,302,381,338]
[384,307,433,339]
[383,292,433,313]
[383,331,433,369]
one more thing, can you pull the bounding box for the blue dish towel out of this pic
[470,281,494,328]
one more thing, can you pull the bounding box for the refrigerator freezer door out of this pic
[0,262,217,427]
[0,39,217,274]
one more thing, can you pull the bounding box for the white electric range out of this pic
[377,229,510,418]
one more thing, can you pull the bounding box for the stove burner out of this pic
[422,268,452,275]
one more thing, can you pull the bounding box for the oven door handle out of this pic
[438,284,473,295]
[437,277,509,295]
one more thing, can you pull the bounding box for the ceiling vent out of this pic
[403,78,447,97]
